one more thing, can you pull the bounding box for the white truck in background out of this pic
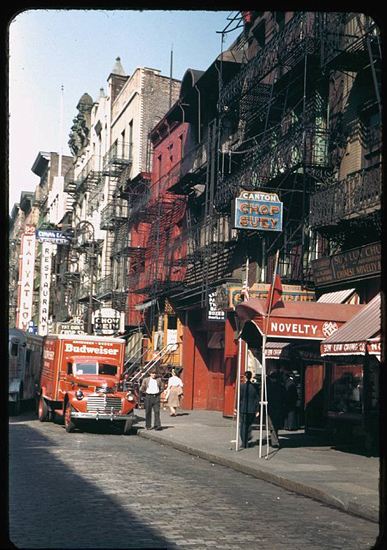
[8,328,43,415]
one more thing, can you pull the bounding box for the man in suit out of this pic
[140,368,164,431]
[239,370,259,448]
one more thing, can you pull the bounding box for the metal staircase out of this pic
[123,343,181,407]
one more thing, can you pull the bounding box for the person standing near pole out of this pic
[238,371,259,448]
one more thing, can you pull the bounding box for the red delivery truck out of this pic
[37,334,136,433]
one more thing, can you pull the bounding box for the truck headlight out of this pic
[126,392,135,402]
[76,390,84,400]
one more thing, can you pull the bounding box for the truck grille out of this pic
[87,395,122,413]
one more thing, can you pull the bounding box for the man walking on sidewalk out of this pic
[140,369,164,431]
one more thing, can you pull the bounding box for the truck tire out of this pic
[64,401,76,433]
[38,396,49,422]
[122,418,134,435]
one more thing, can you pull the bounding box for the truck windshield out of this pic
[73,363,117,376]
[74,363,98,375]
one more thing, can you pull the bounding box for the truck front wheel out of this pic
[38,396,49,422]
[64,401,76,433]
[122,417,135,435]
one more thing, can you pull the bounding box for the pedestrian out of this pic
[283,370,299,431]
[266,365,286,447]
[238,370,259,448]
[166,369,184,416]
[140,368,164,431]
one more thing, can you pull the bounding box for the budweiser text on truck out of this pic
[37,334,136,433]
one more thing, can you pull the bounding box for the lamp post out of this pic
[73,221,96,335]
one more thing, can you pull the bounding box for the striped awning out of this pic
[265,341,292,360]
[317,288,357,304]
[320,294,381,357]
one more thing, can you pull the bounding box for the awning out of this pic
[320,293,381,357]
[264,341,292,360]
[235,298,364,341]
[317,288,357,304]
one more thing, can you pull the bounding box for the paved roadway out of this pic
[9,412,379,549]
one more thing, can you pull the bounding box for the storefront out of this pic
[320,293,381,452]
[233,298,365,429]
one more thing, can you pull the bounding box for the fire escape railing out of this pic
[219,12,319,110]
[215,123,329,211]
[320,13,377,68]
[309,163,381,228]
[100,200,128,230]
[102,141,133,177]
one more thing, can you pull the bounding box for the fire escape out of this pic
[214,12,339,284]
[309,13,381,249]
[97,141,133,314]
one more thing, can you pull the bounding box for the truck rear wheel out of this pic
[38,396,49,422]
[64,401,76,433]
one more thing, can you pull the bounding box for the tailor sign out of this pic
[233,191,283,231]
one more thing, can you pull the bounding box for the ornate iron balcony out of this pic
[309,163,381,228]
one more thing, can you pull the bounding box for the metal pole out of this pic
[87,240,94,335]
[235,337,242,451]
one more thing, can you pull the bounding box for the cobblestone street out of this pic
[9,413,379,549]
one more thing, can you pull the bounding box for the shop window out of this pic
[329,365,363,414]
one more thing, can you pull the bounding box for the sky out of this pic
[8,9,238,212]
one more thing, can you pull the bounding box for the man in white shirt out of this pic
[140,369,164,430]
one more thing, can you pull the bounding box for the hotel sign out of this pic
[233,191,283,232]
[312,242,381,288]
[36,229,71,245]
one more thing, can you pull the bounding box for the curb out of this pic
[138,430,379,524]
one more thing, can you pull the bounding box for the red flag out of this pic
[265,274,283,313]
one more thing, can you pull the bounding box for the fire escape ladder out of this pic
[356,14,381,118]
[201,119,218,308]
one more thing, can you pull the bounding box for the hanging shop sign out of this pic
[213,283,315,311]
[92,307,123,335]
[232,190,283,231]
[207,290,226,321]
[57,322,85,335]
[36,229,72,245]
[311,242,381,288]
[16,225,36,331]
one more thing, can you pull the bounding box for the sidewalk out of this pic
[134,408,379,524]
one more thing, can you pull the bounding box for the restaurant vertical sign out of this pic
[16,225,36,331]
[38,241,54,335]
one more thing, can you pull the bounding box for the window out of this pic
[252,21,266,48]
[11,342,18,356]
[128,120,133,161]
[74,362,98,375]
[99,364,117,376]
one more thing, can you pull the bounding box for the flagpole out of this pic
[259,249,280,458]
[235,258,249,451]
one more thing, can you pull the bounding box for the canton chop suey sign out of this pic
[233,191,283,232]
